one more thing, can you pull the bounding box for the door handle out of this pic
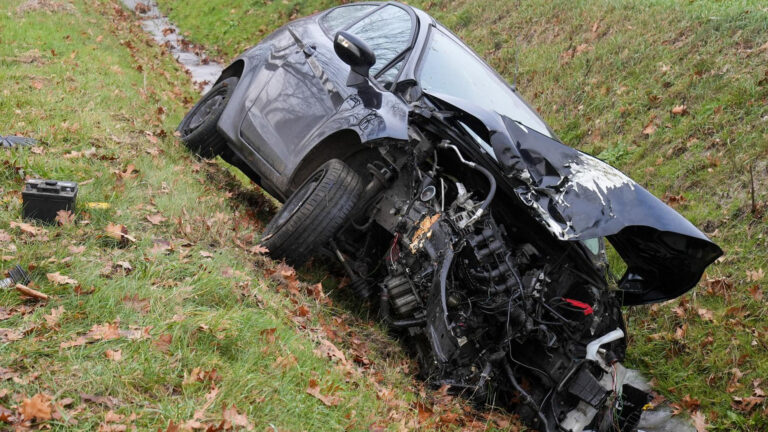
[303,44,316,57]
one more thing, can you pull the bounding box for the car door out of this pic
[239,4,415,190]
[238,4,378,182]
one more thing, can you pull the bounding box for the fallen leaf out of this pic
[306,379,341,407]
[221,405,254,430]
[690,411,708,432]
[19,393,52,421]
[9,221,47,238]
[68,245,86,254]
[146,213,167,225]
[47,272,78,286]
[746,268,764,281]
[149,239,173,255]
[55,210,75,226]
[153,333,173,353]
[671,105,689,115]
[199,250,213,258]
[105,349,122,362]
[43,306,65,328]
[727,368,744,393]
[642,117,657,135]
[105,223,136,245]
[696,308,714,322]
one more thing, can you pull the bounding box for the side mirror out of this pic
[334,31,376,87]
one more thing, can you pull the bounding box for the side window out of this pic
[321,4,377,34]
[377,59,405,89]
[346,5,413,76]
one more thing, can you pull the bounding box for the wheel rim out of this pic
[269,169,325,233]
[182,91,226,135]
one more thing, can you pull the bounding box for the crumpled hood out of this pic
[424,91,723,305]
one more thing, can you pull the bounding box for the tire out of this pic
[177,77,238,158]
[261,159,362,266]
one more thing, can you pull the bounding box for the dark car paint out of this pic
[209,1,721,304]
[216,4,414,200]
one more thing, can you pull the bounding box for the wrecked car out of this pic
[178,2,722,430]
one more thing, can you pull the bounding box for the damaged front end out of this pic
[331,98,721,431]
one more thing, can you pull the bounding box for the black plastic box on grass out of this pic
[22,179,78,224]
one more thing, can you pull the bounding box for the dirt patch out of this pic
[16,0,76,14]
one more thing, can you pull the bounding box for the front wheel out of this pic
[261,159,362,266]
[177,76,238,158]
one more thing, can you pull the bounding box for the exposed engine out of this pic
[334,122,651,431]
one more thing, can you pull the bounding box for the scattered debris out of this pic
[0,135,37,147]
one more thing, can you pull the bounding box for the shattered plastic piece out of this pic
[1,135,37,147]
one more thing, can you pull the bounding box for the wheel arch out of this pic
[288,129,379,193]
[214,59,246,86]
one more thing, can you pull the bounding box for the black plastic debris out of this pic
[1,135,37,148]
[0,265,30,289]
[22,179,78,224]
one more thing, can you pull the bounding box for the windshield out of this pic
[418,27,552,137]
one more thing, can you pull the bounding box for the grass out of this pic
[155,0,768,430]
[0,1,475,430]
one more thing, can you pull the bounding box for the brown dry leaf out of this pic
[273,354,298,370]
[671,105,689,115]
[690,411,708,432]
[47,272,78,286]
[199,250,213,258]
[221,405,254,430]
[748,285,763,301]
[146,213,167,225]
[727,368,744,393]
[43,306,65,328]
[249,244,269,255]
[415,402,433,424]
[104,410,124,423]
[306,379,341,407]
[115,164,138,179]
[9,221,47,237]
[122,294,149,314]
[105,223,136,244]
[746,268,764,282]
[0,230,11,242]
[696,308,714,322]
[68,245,86,254]
[149,239,173,255]
[19,393,52,421]
[0,328,24,342]
[314,338,347,365]
[153,333,173,353]
[258,328,277,344]
[80,393,120,408]
[55,210,75,226]
[86,322,121,341]
[731,395,765,413]
[642,117,657,135]
[295,305,310,317]
[105,349,122,362]
[60,336,88,349]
